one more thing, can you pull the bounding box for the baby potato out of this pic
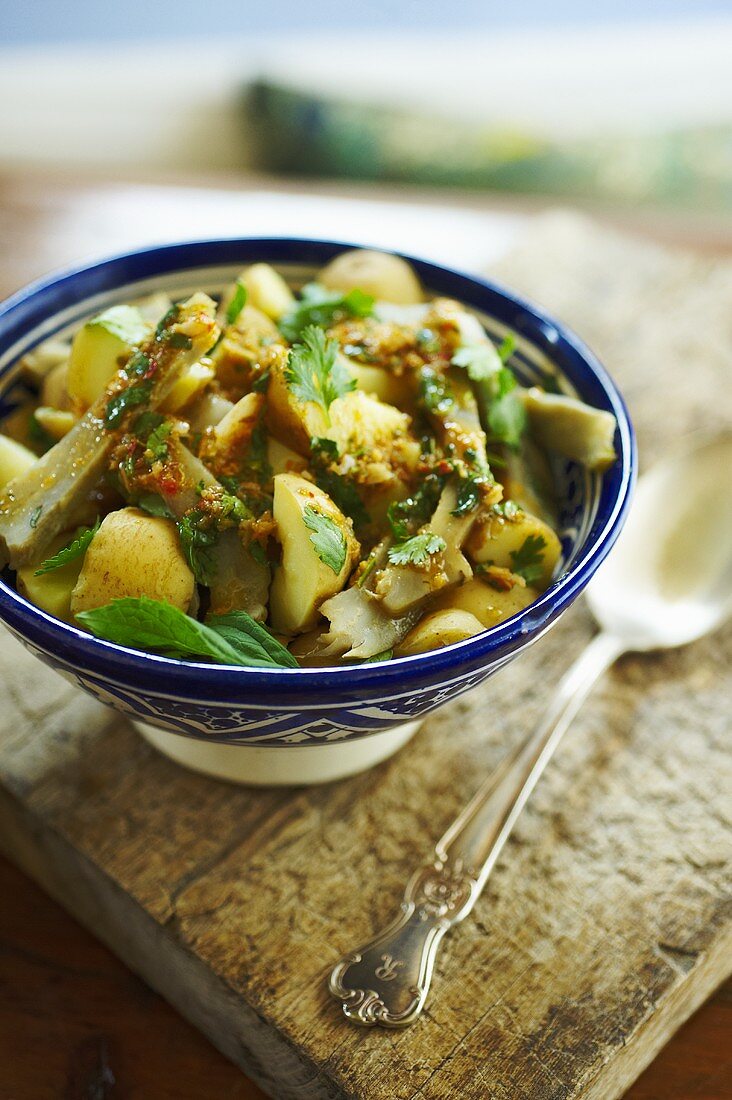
[33,406,76,441]
[161,361,215,414]
[16,530,87,621]
[396,609,484,656]
[70,508,195,618]
[267,437,308,476]
[68,305,150,411]
[467,509,562,589]
[320,249,423,305]
[269,473,360,634]
[346,361,412,408]
[0,434,37,489]
[240,264,295,320]
[433,576,539,629]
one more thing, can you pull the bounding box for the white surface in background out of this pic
[36,186,526,276]
[0,18,730,170]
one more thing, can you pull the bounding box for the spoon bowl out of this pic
[587,432,732,650]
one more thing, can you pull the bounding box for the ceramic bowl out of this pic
[0,239,635,785]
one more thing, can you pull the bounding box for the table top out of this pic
[0,169,730,1100]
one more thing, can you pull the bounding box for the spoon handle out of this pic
[328,631,624,1027]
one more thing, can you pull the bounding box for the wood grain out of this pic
[0,197,730,1099]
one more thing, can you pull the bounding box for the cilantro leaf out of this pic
[361,648,393,663]
[226,280,247,326]
[510,533,547,584]
[76,595,295,668]
[388,532,446,567]
[452,472,486,516]
[451,342,503,383]
[387,475,444,541]
[452,341,526,450]
[145,419,172,462]
[34,517,100,575]
[177,511,218,585]
[284,326,355,425]
[302,506,348,575]
[278,283,373,343]
[310,438,370,530]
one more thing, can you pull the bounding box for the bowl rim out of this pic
[0,236,636,696]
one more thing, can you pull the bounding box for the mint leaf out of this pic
[76,595,294,668]
[510,533,547,584]
[206,610,298,668]
[278,282,373,343]
[302,506,347,574]
[388,532,446,567]
[226,280,247,326]
[284,325,355,425]
[34,517,100,575]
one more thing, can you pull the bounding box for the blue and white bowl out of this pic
[0,240,635,785]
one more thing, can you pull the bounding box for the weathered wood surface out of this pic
[1,212,731,1100]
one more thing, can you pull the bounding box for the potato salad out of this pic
[0,250,617,668]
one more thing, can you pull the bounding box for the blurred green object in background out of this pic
[246,81,732,210]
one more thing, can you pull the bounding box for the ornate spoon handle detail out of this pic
[328,633,624,1027]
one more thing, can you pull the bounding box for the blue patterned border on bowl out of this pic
[0,239,636,745]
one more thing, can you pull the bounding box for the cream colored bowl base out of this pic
[134,719,423,786]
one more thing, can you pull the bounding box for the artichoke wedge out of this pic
[0,295,219,570]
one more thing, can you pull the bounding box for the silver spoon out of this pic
[328,432,732,1027]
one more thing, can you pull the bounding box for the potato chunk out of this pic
[68,305,149,411]
[70,508,195,617]
[269,473,359,634]
[433,576,539,629]
[0,435,37,489]
[396,609,484,656]
[16,531,86,622]
[320,249,423,305]
[240,263,295,320]
[466,509,562,589]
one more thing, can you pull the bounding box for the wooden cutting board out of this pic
[1,212,730,1100]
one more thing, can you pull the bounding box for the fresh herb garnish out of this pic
[226,280,247,326]
[156,306,179,339]
[303,506,348,575]
[310,438,370,530]
[165,331,193,350]
[105,380,153,429]
[510,533,547,584]
[418,367,454,415]
[137,494,174,519]
[284,326,355,426]
[278,283,373,343]
[387,532,446,567]
[145,420,172,462]
[452,340,526,450]
[34,517,100,576]
[452,472,486,516]
[177,510,218,585]
[76,595,296,668]
[246,418,272,484]
[29,505,43,529]
[387,475,444,541]
[206,610,297,667]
